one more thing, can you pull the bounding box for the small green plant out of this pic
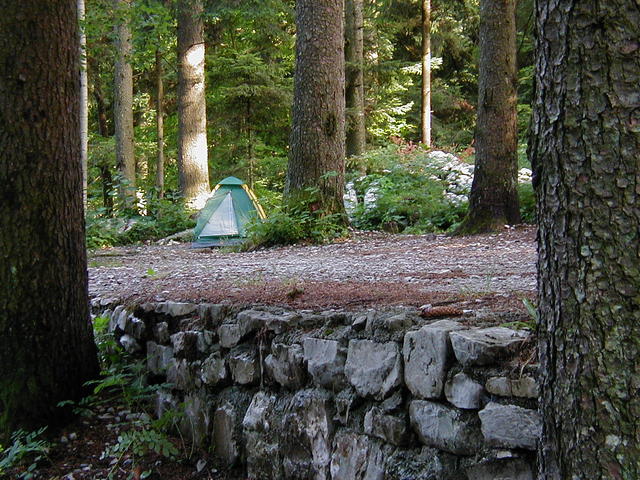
[0,427,50,479]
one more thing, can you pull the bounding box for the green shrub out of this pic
[519,183,536,224]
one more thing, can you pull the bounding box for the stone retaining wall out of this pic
[93,299,540,480]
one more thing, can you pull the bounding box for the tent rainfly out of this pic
[192,176,266,247]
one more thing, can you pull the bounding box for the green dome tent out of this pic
[192,176,266,247]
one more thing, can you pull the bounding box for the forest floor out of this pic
[88,225,537,314]
[8,227,537,479]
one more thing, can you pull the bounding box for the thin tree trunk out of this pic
[113,0,136,211]
[177,0,210,209]
[531,0,640,477]
[93,81,114,215]
[287,0,347,217]
[421,0,431,147]
[155,49,165,199]
[0,0,99,437]
[456,0,520,234]
[345,0,366,157]
[78,0,89,211]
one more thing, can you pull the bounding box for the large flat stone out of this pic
[265,343,306,389]
[345,339,402,400]
[409,400,482,455]
[444,373,484,409]
[330,432,384,480]
[403,320,465,399]
[228,345,260,385]
[364,407,410,446]
[201,351,227,386]
[146,341,174,375]
[303,338,347,390]
[478,402,541,450]
[212,402,240,465]
[486,376,538,399]
[450,327,529,366]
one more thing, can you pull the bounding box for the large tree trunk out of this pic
[531,1,640,478]
[287,0,346,216]
[0,0,99,438]
[344,0,366,158]
[155,49,165,199]
[420,0,431,147]
[78,0,88,211]
[456,0,520,234]
[177,0,210,209]
[113,0,136,211]
[93,75,115,215]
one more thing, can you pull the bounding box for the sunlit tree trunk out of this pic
[0,0,99,438]
[78,0,88,211]
[531,0,640,477]
[456,0,520,234]
[345,0,366,158]
[155,49,165,199]
[113,0,136,211]
[421,0,431,147]
[177,0,210,208]
[287,0,347,217]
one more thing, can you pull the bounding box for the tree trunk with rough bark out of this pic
[287,0,346,216]
[177,0,210,208]
[0,0,99,438]
[78,0,88,211]
[155,49,165,199]
[345,0,366,158]
[531,1,640,478]
[421,0,431,147]
[113,0,136,211]
[457,0,520,234]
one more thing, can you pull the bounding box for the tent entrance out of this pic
[199,192,239,237]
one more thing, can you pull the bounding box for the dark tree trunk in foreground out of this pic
[177,0,210,208]
[457,0,520,234]
[531,1,640,478]
[421,0,431,147]
[114,0,136,210]
[0,0,99,438]
[287,0,346,216]
[345,0,366,158]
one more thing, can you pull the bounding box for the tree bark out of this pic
[0,0,99,437]
[113,0,136,211]
[78,0,88,211]
[287,0,347,216]
[421,0,431,147]
[531,1,640,478]
[177,0,210,209]
[345,0,366,157]
[456,0,520,234]
[155,49,165,199]
[93,75,115,215]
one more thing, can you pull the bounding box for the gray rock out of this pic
[167,358,200,390]
[383,446,460,480]
[334,387,360,425]
[380,391,403,412]
[303,338,347,390]
[218,324,243,349]
[330,432,385,480]
[345,340,402,400]
[212,402,240,465]
[478,402,541,450]
[125,317,146,340]
[238,309,299,335]
[170,332,200,360]
[228,346,260,385]
[155,390,178,419]
[198,303,227,329]
[450,327,529,367]
[409,400,482,455]
[282,389,333,480]
[265,343,306,389]
[403,320,465,399]
[382,313,414,331]
[201,352,227,386]
[466,458,534,480]
[364,407,410,446]
[486,376,539,399]
[180,392,210,447]
[444,373,485,409]
[153,321,170,344]
[160,301,198,317]
[146,341,174,375]
[109,305,125,332]
[119,334,141,354]
[243,392,284,479]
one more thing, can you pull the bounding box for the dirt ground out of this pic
[88,226,537,313]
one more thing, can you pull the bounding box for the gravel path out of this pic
[89,227,537,310]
